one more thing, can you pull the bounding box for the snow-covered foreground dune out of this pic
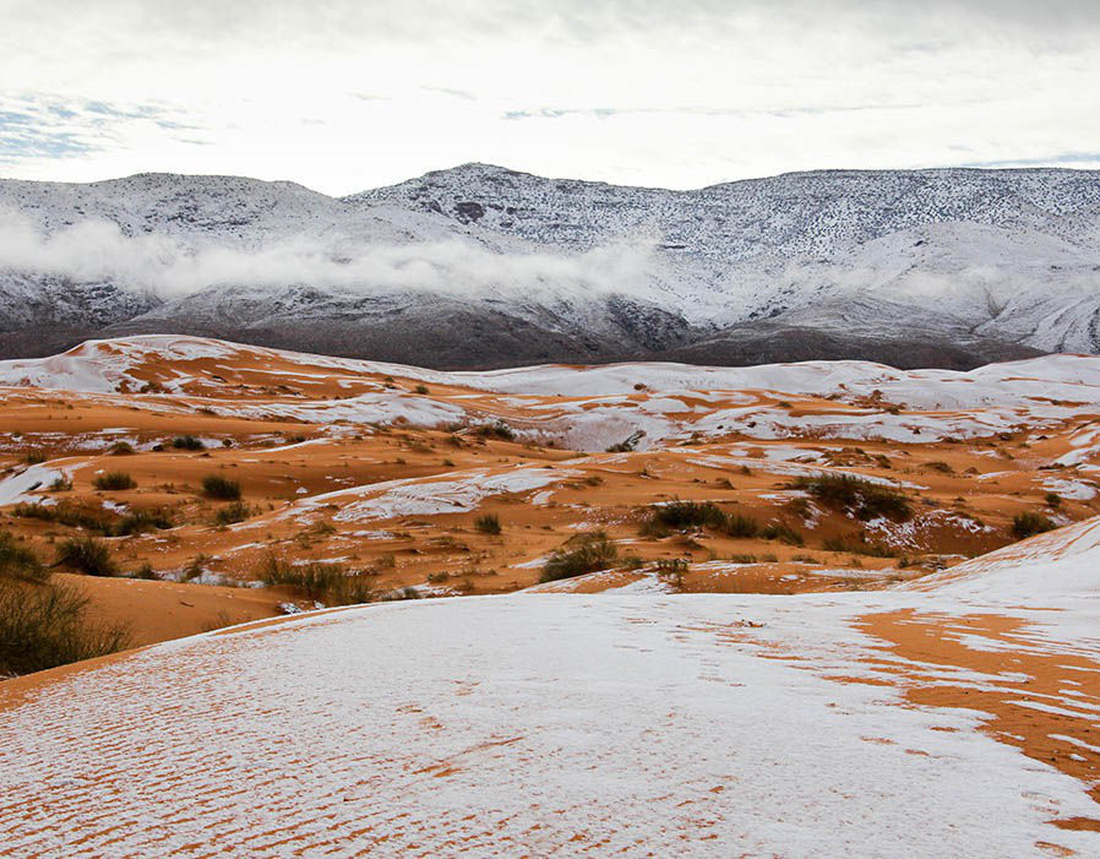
[3,519,1099,856]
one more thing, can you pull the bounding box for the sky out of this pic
[3,0,1100,195]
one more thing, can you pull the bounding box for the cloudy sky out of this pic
[3,0,1100,195]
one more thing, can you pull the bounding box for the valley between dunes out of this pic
[3,335,1100,856]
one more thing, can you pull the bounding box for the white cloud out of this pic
[1,1,1099,192]
[0,210,661,300]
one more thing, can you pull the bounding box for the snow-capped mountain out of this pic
[2,164,1099,366]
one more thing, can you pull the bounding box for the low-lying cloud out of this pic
[0,211,660,303]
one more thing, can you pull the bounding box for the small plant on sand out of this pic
[202,474,241,501]
[474,421,516,442]
[474,513,502,535]
[1012,511,1055,540]
[172,435,205,451]
[0,579,131,677]
[0,531,48,584]
[655,557,689,589]
[540,532,619,583]
[114,509,174,536]
[260,555,345,600]
[606,430,645,453]
[129,562,158,580]
[761,522,805,546]
[723,513,760,539]
[93,471,136,491]
[793,474,911,522]
[213,500,251,527]
[56,536,117,577]
[107,441,135,456]
[823,534,897,558]
[641,499,726,537]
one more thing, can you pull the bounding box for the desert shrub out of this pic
[1045,492,1063,509]
[723,513,760,539]
[655,557,688,588]
[56,536,117,577]
[0,532,48,584]
[925,460,954,474]
[129,562,158,580]
[181,554,210,582]
[114,509,174,536]
[202,474,241,501]
[474,513,502,535]
[540,532,619,583]
[794,474,911,521]
[212,501,250,527]
[0,579,131,677]
[14,502,169,537]
[325,574,376,606]
[107,441,135,456]
[49,475,72,492]
[260,555,346,600]
[93,471,136,491]
[172,435,205,450]
[606,430,645,453]
[823,534,898,557]
[14,502,111,533]
[414,384,430,395]
[381,586,421,601]
[23,450,47,465]
[1012,511,1055,540]
[641,499,727,537]
[474,421,515,441]
[761,523,805,546]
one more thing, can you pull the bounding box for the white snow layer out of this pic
[3,515,1100,856]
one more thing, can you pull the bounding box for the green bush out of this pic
[0,532,48,584]
[14,502,110,533]
[56,536,117,577]
[0,579,130,677]
[723,514,760,539]
[640,500,760,540]
[823,534,898,557]
[1012,511,1055,540]
[474,421,515,441]
[641,499,727,537]
[474,513,502,535]
[93,471,136,491]
[761,523,805,546]
[172,435,205,450]
[540,532,619,583]
[325,574,376,606]
[202,475,241,501]
[606,431,645,453]
[213,500,250,527]
[14,502,169,537]
[107,441,135,456]
[260,555,345,600]
[794,474,911,521]
[114,509,174,536]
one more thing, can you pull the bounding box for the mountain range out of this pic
[2,163,1100,367]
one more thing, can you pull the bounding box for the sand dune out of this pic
[2,335,1099,854]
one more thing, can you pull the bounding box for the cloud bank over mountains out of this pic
[0,209,660,301]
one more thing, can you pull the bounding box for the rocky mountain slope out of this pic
[2,165,1099,365]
